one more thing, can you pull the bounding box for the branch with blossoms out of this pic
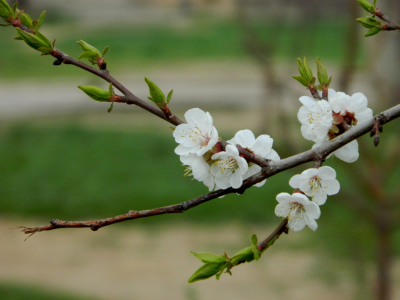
[1,0,400,283]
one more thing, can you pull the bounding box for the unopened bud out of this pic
[16,28,53,54]
[145,77,166,108]
[0,0,13,19]
[357,0,375,14]
[77,85,112,102]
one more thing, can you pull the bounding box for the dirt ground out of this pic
[2,216,392,300]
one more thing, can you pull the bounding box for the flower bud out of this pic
[77,85,112,102]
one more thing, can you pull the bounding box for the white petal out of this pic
[317,166,336,180]
[290,217,306,232]
[230,171,243,189]
[227,129,255,148]
[289,174,302,189]
[305,215,318,231]
[184,108,208,128]
[275,203,291,218]
[322,179,340,195]
[334,140,359,163]
[251,135,273,157]
[304,201,321,219]
[265,149,280,161]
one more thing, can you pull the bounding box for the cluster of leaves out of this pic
[356,0,383,37]
[292,57,331,91]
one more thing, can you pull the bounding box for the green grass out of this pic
[0,281,99,300]
[0,122,293,224]
[0,18,351,79]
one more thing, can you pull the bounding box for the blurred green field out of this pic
[0,281,99,300]
[0,18,350,79]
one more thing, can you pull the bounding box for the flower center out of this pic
[309,175,321,195]
[329,111,357,139]
[215,157,238,175]
[288,201,305,220]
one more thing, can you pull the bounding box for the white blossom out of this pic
[328,89,373,125]
[180,154,215,191]
[275,192,321,232]
[289,166,340,205]
[227,129,280,187]
[297,97,333,143]
[210,145,248,189]
[173,108,219,156]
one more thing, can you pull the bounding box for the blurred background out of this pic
[1,0,400,299]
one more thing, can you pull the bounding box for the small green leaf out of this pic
[251,244,260,261]
[303,57,313,82]
[19,13,33,28]
[188,262,227,283]
[316,58,329,85]
[16,28,52,54]
[102,45,110,57]
[230,247,254,266]
[292,76,308,87]
[191,251,226,263]
[78,50,98,60]
[144,77,165,107]
[166,89,173,104]
[357,0,375,14]
[11,1,17,15]
[108,83,113,95]
[107,102,114,113]
[251,234,258,245]
[77,85,112,102]
[365,26,381,37]
[0,0,13,19]
[76,40,102,57]
[356,17,381,28]
[37,10,46,28]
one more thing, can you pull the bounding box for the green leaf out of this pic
[316,58,329,85]
[191,251,226,263]
[166,89,173,104]
[77,40,102,56]
[15,28,52,54]
[19,13,33,28]
[292,76,308,87]
[35,28,52,47]
[230,247,254,265]
[357,0,375,14]
[102,45,110,57]
[78,50,98,60]
[356,17,381,28]
[303,57,313,81]
[251,244,260,261]
[0,0,14,19]
[37,10,46,28]
[107,102,114,113]
[11,1,17,15]
[77,85,112,102]
[108,83,113,95]
[144,77,165,107]
[251,234,258,245]
[365,26,381,37]
[188,262,227,283]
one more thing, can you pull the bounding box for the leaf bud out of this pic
[316,58,329,86]
[144,77,166,108]
[15,27,53,54]
[77,85,112,102]
[230,246,255,266]
[191,251,226,263]
[0,0,13,19]
[357,0,376,14]
[188,262,227,283]
[364,26,382,37]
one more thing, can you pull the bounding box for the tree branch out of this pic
[20,104,400,236]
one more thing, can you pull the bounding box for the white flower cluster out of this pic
[173,108,280,191]
[298,89,373,163]
[173,87,372,233]
[275,166,340,232]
